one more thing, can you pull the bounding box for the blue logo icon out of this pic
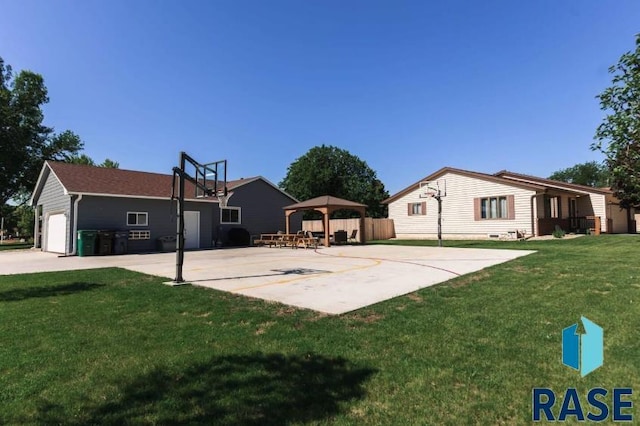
[562,316,603,377]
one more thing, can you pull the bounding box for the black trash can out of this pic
[334,230,347,245]
[113,231,129,255]
[97,231,114,255]
[77,230,97,257]
[227,227,250,246]
[157,235,177,252]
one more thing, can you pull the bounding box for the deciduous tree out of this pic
[279,145,389,217]
[548,161,609,187]
[0,58,83,206]
[592,35,640,208]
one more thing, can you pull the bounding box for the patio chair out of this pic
[347,229,358,243]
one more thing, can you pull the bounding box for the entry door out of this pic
[569,198,578,229]
[183,211,200,249]
[46,213,67,253]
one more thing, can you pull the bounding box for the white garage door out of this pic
[46,213,67,253]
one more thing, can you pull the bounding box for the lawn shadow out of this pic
[0,282,105,302]
[76,352,376,425]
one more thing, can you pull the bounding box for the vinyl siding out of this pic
[607,203,628,233]
[216,179,301,241]
[37,169,72,253]
[389,172,536,237]
[76,196,216,252]
[590,194,607,232]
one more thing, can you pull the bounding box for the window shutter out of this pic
[421,201,427,215]
[407,203,412,216]
[474,198,481,221]
[507,195,515,220]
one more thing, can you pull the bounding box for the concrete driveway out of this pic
[0,245,535,314]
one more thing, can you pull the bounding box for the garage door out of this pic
[46,213,67,253]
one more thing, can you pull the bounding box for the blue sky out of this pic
[1,1,639,194]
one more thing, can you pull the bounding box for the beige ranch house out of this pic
[384,167,634,239]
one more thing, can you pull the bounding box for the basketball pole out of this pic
[436,192,443,247]
[424,184,444,248]
[169,152,227,285]
[175,152,186,283]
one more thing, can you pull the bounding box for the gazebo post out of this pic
[285,209,293,234]
[359,208,366,243]
[322,207,331,247]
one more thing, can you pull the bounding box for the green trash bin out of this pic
[97,231,114,255]
[77,230,97,257]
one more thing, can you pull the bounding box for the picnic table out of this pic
[253,233,319,249]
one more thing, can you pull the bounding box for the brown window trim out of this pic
[407,201,427,216]
[474,195,515,220]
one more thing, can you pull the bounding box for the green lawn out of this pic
[0,241,32,251]
[1,236,638,424]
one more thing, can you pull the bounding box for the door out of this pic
[569,198,577,230]
[183,211,200,249]
[46,213,67,253]
[609,205,628,233]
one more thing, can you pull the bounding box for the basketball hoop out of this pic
[217,190,231,208]
[419,179,447,199]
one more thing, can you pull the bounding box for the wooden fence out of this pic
[302,218,396,241]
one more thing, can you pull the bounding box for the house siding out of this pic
[76,196,216,252]
[389,172,536,238]
[607,203,628,233]
[590,194,607,233]
[217,179,301,240]
[38,169,72,253]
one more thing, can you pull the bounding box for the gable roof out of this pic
[494,170,613,195]
[283,195,367,211]
[31,161,296,204]
[382,166,546,204]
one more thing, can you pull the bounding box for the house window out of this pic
[407,202,426,216]
[127,212,148,226]
[480,197,508,219]
[129,230,150,240]
[220,207,241,224]
[545,196,561,218]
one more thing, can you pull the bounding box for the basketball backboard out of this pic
[419,179,447,198]
[194,159,228,200]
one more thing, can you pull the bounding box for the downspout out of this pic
[69,194,83,256]
[33,207,38,249]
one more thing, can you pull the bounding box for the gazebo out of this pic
[283,195,367,247]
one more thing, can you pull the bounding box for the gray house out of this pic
[30,161,301,254]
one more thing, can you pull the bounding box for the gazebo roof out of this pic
[283,195,367,211]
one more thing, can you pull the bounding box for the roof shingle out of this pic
[47,161,249,200]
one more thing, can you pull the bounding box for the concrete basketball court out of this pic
[0,245,534,314]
